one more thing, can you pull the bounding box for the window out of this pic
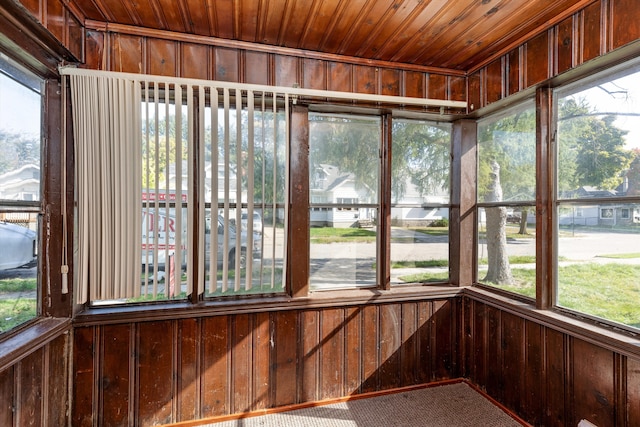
[390,119,451,285]
[556,62,640,330]
[308,113,380,290]
[68,72,288,304]
[201,98,287,297]
[0,54,42,333]
[308,113,452,290]
[477,102,537,298]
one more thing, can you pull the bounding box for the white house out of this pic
[0,163,40,201]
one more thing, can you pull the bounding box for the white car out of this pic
[241,211,263,234]
[0,222,37,270]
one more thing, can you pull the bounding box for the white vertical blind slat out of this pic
[246,91,254,291]
[222,88,230,292]
[174,84,184,298]
[271,92,277,289]
[209,88,219,294]
[235,90,242,292]
[197,86,205,296]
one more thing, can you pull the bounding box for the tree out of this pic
[0,129,39,175]
[309,115,380,201]
[391,120,450,203]
[557,98,633,194]
[483,160,513,284]
[478,107,536,284]
[478,97,633,286]
[624,149,640,196]
[141,113,189,190]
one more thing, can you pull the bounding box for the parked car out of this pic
[0,222,37,270]
[241,211,263,234]
[142,213,260,273]
[205,215,261,269]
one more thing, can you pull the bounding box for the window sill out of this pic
[73,284,463,326]
[463,286,640,358]
[0,317,72,372]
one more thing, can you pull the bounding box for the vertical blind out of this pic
[67,69,289,303]
[69,74,143,303]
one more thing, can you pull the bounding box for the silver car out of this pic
[0,222,37,270]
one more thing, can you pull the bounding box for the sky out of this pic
[567,72,640,149]
[0,72,41,137]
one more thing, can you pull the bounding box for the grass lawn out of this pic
[486,263,640,328]
[0,277,37,333]
[0,298,37,333]
[391,260,449,269]
[398,258,640,328]
[310,227,376,243]
[406,227,449,237]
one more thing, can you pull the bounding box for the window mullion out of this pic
[289,105,310,297]
[380,113,392,290]
[536,87,555,310]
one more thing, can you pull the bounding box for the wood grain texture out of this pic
[469,0,640,111]
[68,300,458,425]
[82,28,464,108]
[462,297,640,427]
[67,0,593,70]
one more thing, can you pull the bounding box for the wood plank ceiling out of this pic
[68,0,594,72]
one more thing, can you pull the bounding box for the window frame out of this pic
[474,100,538,300]
[0,5,73,352]
[306,110,454,292]
[551,61,640,332]
[0,54,44,335]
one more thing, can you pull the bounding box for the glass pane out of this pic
[477,206,536,297]
[477,104,536,203]
[557,67,640,199]
[0,213,38,332]
[391,120,450,203]
[309,114,380,206]
[390,119,451,285]
[557,204,640,329]
[477,103,536,297]
[203,99,286,297]
[309,219,377,290]
[390,208,449,285]
[0,59,41,202]
[134,94,190,302]
[0,55,41,331]
[309,114,380,290]
[556,64,640,330]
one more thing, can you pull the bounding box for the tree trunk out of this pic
[518,208,528,234]
[483,160,513,284]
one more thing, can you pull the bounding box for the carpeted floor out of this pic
[203,382,525,427]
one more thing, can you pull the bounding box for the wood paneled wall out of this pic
[17,0,84,61]
[81,25,466,111]
[469,0,640,111]
[72,299,459,426]
[463,294,640,427]
[0,332,70,427]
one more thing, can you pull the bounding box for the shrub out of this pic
[430,218,449,227]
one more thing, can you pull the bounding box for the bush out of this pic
[430,218,449,227]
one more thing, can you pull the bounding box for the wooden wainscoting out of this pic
[72,298,460,426]
[0,327,70,426]
[463,292,640,427]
